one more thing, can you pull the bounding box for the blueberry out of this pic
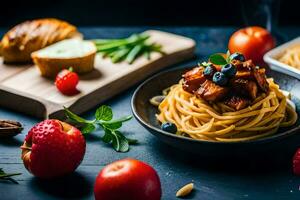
[203,64,217,79]
[221,63,237,78]
[161,122,177,133]
[229,52,245,62]
[213,72,228,86]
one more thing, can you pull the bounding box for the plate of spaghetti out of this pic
[132,52,300,155]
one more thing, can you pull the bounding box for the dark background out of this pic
[0,0,299,28]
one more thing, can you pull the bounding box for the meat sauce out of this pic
[182,59,269,110]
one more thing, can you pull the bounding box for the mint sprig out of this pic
[0,168,21,184]
[64,105,137,152]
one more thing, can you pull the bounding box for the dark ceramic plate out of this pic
[131,68,300,157]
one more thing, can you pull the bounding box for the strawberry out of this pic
[21,119,86,178]
[293,148,300,175]
[55,68,79,95]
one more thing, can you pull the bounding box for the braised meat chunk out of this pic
[242,60,255,70]
[180,54,270,111]
[231,79,258,99]
[235,70,253,80]
[195,80,228,101]
[224,96,250,110]
[254,68,269,92]
[232,59,255,71]
[182,67,206,93]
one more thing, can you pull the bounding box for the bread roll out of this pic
[31,38,96,78]
[0,18,81,63]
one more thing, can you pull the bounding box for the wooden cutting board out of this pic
[0,30,195,119]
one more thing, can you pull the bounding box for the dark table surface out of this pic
[1,27,300,200]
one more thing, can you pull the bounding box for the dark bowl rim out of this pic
[131,67,300,145]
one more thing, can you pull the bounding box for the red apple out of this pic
[21,119,86,178]
[94,158,162,200]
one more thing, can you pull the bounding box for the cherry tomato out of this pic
[228,26,275,64]
[55,68,79,95]
[94,158,162,200]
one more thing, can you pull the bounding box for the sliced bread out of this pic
[31,38,96,78]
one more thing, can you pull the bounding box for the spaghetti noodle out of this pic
[155,79,297,142]
[278,44,300,69]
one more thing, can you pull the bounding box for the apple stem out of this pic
[20,145,32,151]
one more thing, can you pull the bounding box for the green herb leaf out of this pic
[111,130,130,152]
[63,105,136,152]
[104,115,133,124]
[64,107,92,124]
[103,121,122,130]
[81,123,96,134]
[95,105,113,121]
[0,168,21,184]
[209,53,228,65]
[102,128,113,143]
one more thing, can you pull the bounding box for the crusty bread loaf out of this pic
[31,38,96,78]
[0,18,81,63]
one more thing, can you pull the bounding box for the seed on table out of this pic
[176,183,194,197]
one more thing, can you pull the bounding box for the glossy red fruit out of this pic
[21,119,86,178]
[228,26,275,64]
[293,148,300,175]
[55,68,79,95]
[94,158,162,200]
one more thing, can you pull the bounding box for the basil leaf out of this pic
[81,123,95,134]
[64,107,90,124]
[95,105,113,121]
[209,53,227,65]
[111,130,129,152]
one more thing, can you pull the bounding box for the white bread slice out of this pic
[31,38,96,78]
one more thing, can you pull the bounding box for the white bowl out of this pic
[264,37,300,80]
